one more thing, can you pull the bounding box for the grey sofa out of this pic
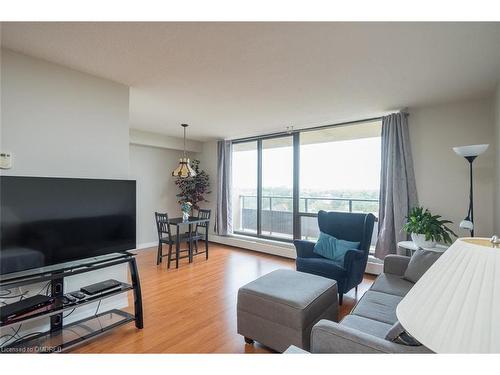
[307,254,433,353]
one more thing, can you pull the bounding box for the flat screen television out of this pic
[0,176,136,275]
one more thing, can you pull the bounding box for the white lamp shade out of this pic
[452,144,489,157]
[396,238,500,353]
[459,219,474,231]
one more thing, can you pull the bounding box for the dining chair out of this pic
[189,209,211,259]
[155,212,189,268]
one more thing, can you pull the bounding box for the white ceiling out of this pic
[2,22,500,141]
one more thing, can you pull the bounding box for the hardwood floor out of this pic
[71,243,375,353]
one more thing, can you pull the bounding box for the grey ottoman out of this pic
[237,269,338,352]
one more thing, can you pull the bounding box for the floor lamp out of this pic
[452,144,489,237]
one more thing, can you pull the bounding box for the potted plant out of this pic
[403,206,457,248]
[175,159,211,215]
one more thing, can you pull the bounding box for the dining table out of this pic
[167,216,210,268]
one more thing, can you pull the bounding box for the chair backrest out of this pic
[196,209,211,231]
[155,212,171,239]
[317,210,375,254]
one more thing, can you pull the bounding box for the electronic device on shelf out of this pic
[62,294,77,304]
[81,279,122,295]
[69,291,86,300]
[0,295,54,323]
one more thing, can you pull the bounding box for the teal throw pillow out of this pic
[313,232,360,265]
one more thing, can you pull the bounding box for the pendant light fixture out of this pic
[172,124,196,178]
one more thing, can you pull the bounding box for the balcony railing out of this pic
[235,194,379,242]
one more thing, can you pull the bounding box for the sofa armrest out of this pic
[383,255,411,276]
[310,320,431,354]
[293,240,320,258]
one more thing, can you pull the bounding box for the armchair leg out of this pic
[339,293,343,305]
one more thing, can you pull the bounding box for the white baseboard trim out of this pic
[366,256,383,275]
[135,241,157,250]
[208,234,296,259]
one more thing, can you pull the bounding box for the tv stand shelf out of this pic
[1,282,133,328]
[0,253,143,353]
[3,309,135,353]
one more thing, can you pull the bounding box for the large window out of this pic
[232,120,381,243]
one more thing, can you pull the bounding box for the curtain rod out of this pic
[230,111,409,143]
[230,115,382,144]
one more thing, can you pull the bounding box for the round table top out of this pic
[397,240,448,252]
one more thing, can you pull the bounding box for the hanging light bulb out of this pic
[172,124,196,178]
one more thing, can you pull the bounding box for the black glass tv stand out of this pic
[0,252,143,353]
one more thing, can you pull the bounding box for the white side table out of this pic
[397,241,448,257]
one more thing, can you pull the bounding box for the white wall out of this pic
[494,84,500,234]
[0,49,131,341]
[130,128,203,153]
[409,97,495,238]
[129,144,196,246]
[1,49,129,179]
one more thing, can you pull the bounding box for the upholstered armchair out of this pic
[293,210,376,305]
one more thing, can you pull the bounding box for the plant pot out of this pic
[411,233,436,249]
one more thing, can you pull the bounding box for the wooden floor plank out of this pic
[70,242,375,353]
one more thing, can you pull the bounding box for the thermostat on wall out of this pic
[0,152,13,169]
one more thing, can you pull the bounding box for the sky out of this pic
[232,137,381,194]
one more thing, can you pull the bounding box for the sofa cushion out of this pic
[340,315,393,339]
[370,273,414,297]
[403,249,442,283]
[351,290,403,325]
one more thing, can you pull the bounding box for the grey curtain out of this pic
[375,113,418,259]
[215,140,233,236]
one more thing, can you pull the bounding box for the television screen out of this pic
[0,176,136,275]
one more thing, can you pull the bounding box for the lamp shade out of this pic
[172,157,196,178]
[452,144,489,157]
[396,238,500,353]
